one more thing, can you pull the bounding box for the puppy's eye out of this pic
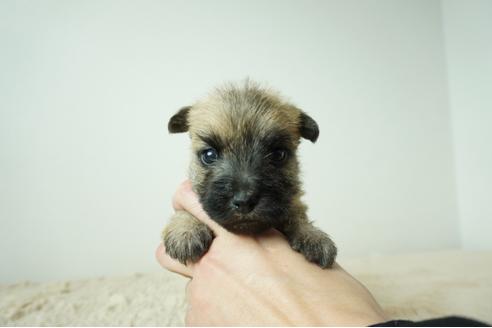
[200,148,219,165]
[268,149,288,162]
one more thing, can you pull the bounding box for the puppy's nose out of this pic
[231,191,257,214]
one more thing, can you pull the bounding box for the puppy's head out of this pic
[168,82,319,233]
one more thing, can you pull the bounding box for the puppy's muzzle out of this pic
[231,190,259,214]
[229,173,260,214]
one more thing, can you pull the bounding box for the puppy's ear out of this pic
[299,112,319,143]
[168,106,191,133]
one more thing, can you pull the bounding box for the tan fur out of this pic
[188,82,302,142]
[187,82,302,191]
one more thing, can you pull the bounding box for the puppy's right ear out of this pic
[168,106,191,133]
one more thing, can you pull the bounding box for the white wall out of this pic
[442,0,492,249]
[0,0,461,283]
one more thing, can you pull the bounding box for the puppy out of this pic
[162,81,337,268]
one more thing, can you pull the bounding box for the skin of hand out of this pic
[156,181,388,326]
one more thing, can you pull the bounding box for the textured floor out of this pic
[1,250,491,326]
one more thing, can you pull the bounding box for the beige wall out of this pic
[0,0,477,283]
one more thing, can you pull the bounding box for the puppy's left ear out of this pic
[168,106,191,133]
[299,112,319,143]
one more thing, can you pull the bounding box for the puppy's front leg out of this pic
[281,220,337,269]
[162,210,214,264]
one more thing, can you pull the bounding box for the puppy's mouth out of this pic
[219,216,272,234]
[201,188,287,234]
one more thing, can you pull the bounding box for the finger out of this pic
[155,243,194,278]
[172,180,227,236]
[185,281,199,326]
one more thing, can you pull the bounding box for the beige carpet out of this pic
[1,250,491,326]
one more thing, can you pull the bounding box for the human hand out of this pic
[156,181,388,326]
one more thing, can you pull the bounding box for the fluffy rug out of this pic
[1,250,491,326]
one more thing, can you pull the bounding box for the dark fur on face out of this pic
[196,129,299,234]
[162,81,337,268]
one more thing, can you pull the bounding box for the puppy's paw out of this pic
[289,228,337,269]
[162,215,214,265]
